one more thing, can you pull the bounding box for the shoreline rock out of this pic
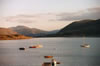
[0,34,32,40]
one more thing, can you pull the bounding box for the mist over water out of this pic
[0,38,100,66]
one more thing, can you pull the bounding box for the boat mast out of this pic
[83,35,86,44]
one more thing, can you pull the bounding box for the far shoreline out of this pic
[0,36,100,40]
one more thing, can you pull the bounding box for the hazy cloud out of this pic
[1,13,57,24]
[57,7,100,21]
[3,15,37,24]
[1,7,100,24]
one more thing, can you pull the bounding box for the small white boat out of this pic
[80,44,90,48]
[37,45,43,48]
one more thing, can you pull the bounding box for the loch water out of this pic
[0,38,100,66]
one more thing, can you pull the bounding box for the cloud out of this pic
[2,14,37,24]
[57,7,100,21]
[1,13,58,24]
[0,7,100,28]
[16,19,36,23]
[1,7,100,24]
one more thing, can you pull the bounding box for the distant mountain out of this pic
[0,28,31,40]
[35,30,60,37]
[8,19,100,37]
[10,26,47,37]
[46,30,59,34]
[57,19,100,37]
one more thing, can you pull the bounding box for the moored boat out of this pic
[44,56,53,58]
[29,44,43,48]
[80,44,90,48]
[19,47,26,50]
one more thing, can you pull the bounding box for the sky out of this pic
[0,0,100,31]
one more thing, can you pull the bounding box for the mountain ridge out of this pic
[10,25,47,37]
[57,19,100,37]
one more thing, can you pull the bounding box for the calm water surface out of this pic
[0,38,100,66]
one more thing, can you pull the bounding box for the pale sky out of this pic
[0,0,100,31]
